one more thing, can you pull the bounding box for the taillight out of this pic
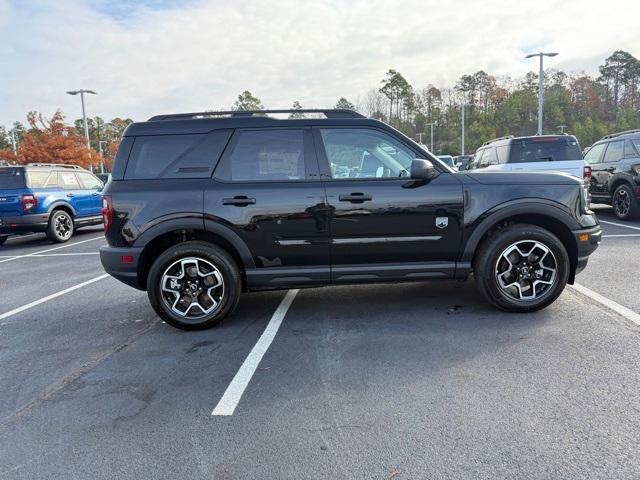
[21,194,37,212]
[102,195,113,232]
[583,166,592,180]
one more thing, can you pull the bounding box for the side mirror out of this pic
[410,158,439,181]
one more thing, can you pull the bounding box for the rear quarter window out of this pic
[508,138,582,163]
[124,130,232,180]
[0,167,26,189]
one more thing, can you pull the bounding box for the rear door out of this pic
[206,128,330,287]
[596,140,624,196]
[584,142,607,198]
[508,137,585,177]
[0,167,26,217]
[57,170,86,215]
[315,127,463,282]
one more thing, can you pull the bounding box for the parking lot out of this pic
[0,205,639,479]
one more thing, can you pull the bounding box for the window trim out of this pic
[312,126,444,182]
[602,140,624,164]
[212,127,319,184]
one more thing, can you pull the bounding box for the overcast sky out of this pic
[0,0,638,127]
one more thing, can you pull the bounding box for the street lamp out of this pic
[525,52,558,135]
[66,89,97,150]
[426,122,437,152]
[98,140,108,173]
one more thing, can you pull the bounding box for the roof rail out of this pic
[148,109,366,121]
[482,135,514,146]
[602,129,640,140]
[27,163,83,170]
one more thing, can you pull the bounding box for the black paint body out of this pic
[100,116,601,291]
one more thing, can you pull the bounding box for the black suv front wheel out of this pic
[147,241,241,330]
[473,224,570,312]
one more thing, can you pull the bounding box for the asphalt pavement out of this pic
[0,208,639,479]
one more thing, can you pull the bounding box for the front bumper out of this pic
[0,213,49,235]
[573,225,602,275]
[99,245,144,290]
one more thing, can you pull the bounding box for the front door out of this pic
[205,128,330,287]
[314,127,464,283]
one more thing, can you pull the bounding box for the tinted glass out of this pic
[438,156,454,167]
[624,140,639,157]
[216,130,305,182]
[484,147,498,166]
[602,141,624,163]
[126,134,201,180]
[496,146,509,164]
[584,143,605,164]
[320,128,414,179]
[508,137,582,163]
[59,171,80,189]
[633,140,640,156]
[76,172,103,190]
[0,167,26,189]
[26,171,50,188]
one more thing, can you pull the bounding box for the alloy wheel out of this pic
[495,240,557,301]
[160,257,225,321]
[613,188,630,218]
[55,214,73,240]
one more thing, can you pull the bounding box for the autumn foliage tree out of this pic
[16,110,103,169]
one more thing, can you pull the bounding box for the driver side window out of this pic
[320,128,416,180]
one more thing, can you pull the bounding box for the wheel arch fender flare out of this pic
[609,172,635,192]
[461,199,580,263]
[47,201,76,217]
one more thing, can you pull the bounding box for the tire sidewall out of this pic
[147,241,240,330]
[613,184,638,220]
[477,226,570,311]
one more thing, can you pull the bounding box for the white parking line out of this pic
[0,252,100,258]
[0,236,104,264]
[569,283,640,327]
[0,274,110,322]
[603,234,640,238]
[212,289,299,416]
[599,220,640,231]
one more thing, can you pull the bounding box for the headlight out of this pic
[580,181,591,212]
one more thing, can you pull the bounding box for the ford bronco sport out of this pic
[99,109,601,330]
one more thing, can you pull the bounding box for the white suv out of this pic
[469,135,588,179]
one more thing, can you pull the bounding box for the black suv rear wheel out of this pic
[147,241,241,330]
[612,184,639,220]
[473,224,570,312]
[46,210,74,243]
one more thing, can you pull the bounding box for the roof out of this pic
[481,134,577,147]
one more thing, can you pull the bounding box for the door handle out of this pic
[339,193,372,203]
[222,196,256,206]
[66,193,74,197]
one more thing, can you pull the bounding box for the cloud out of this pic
[1,0,638,126]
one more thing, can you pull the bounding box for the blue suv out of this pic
[0,163,104,245]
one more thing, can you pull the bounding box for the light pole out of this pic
[426,122,437,152]
[9,128,17,155]
[459,105,471,155]
[66,89,97,150]
[525,52,558,135]
[98,140,108,173]
[557,125,568,134]
[416,132,423,144]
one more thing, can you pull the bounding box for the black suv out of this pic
[583,129,640,220]
[100,109,601,330]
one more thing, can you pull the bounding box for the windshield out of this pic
[0,167,26,189]
[509,138,582,163]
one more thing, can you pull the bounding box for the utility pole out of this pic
[416,132,423,144]
[525,52,558,135]
[98,140,108,173]
[426,122,436,152]
[66,89,97,171]
[461,104,466,155]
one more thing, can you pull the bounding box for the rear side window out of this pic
[602,141,624,163]
[484,147,498,166]
[59,171,80,189]
[508,138,582,163]
[0,167,26,189]
[215,129,305,182]
[125,130,232,180]
[496,146,509,164]
[624,140,638,157]
[26,171,50,188]
[633,140,640,155]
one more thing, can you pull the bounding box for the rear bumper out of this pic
[0,212,49,235]
[99,245,144,290]
[573,225,602,275]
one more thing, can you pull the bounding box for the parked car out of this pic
[583,129,640,220]
[468,135,588,179]
[96,173,111,184]
[437,155,456,169]
[0,163,103,245]
[100,109,601,330]
[454,155,473,171]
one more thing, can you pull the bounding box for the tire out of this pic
[611,184,639,220]
[473,224,570,313]
[46,210,74,243]
[0,235,7,246]
[147,241,241,330]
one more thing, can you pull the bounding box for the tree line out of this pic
[1,50,638,168]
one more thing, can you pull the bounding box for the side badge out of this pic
[436,217,448,229]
